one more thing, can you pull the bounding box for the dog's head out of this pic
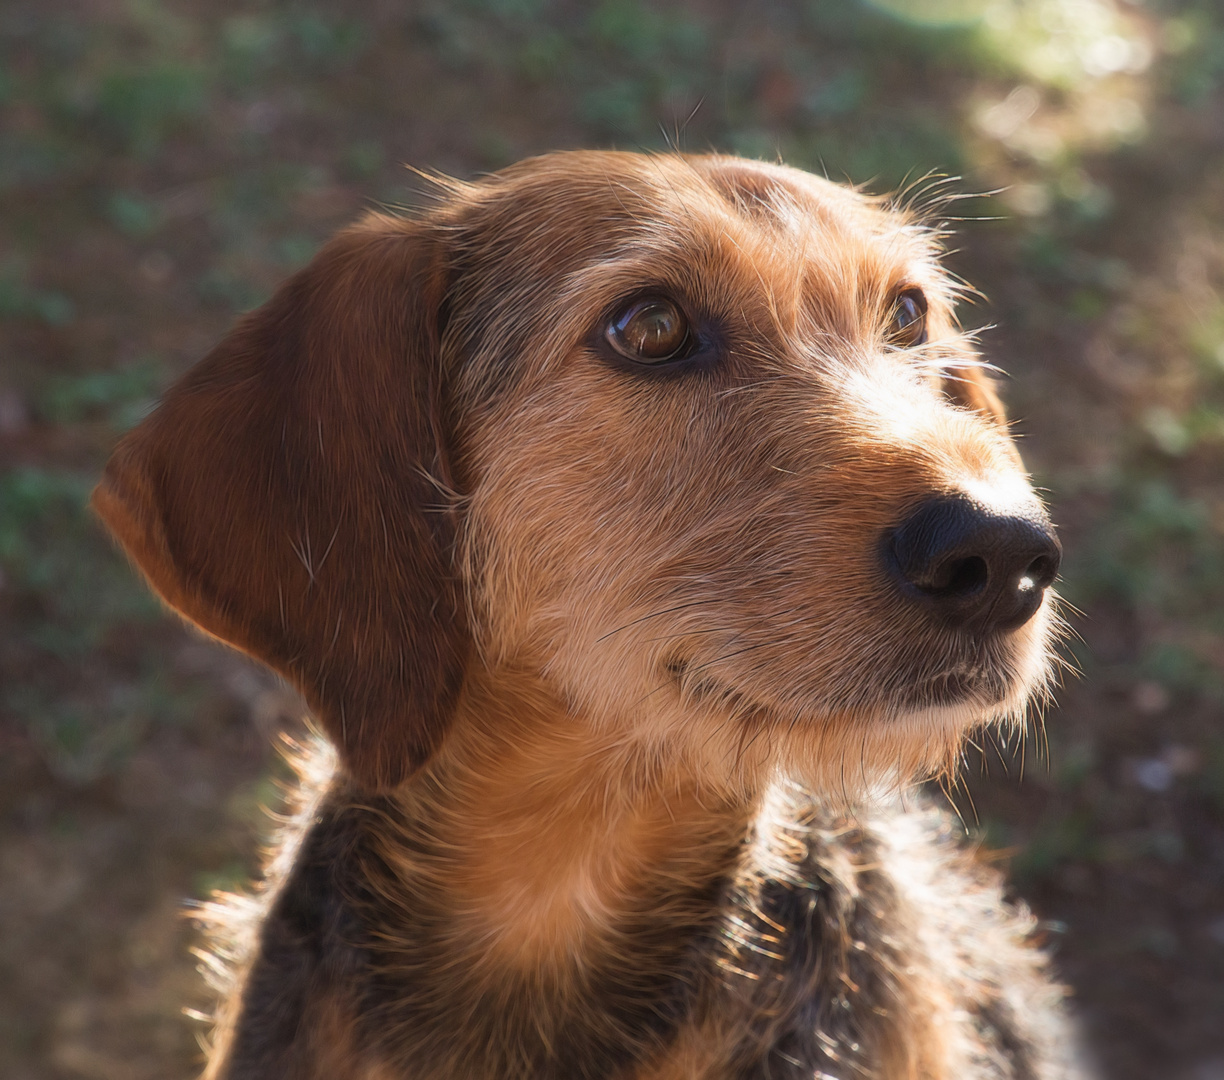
[94,152,1060,794]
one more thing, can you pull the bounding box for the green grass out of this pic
[1,0,1222,862]
[3,1,1224,1074]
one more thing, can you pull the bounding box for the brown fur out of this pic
[93,151,1082,1079]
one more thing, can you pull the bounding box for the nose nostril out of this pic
[1025,553,1057,588]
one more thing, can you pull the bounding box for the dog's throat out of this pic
[349,687,758,1078]
[356,673,755,965]
[231,772,751,1080]
[408,740,753,969]
[213,678,1059,1080]
[218,770,960,1080]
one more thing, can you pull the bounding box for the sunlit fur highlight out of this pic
[93,151,1081,1079]
[190,736,339,1078]
[453,154,1059,805]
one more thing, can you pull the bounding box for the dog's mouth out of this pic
[664,654,1012,722]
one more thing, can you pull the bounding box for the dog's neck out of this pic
[335,671,948,1080]
[388,666,758,971]
[222,670,1005,1080]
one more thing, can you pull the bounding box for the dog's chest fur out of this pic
[211,777,1073,1080]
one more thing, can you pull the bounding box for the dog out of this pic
[93,151,1082,1079]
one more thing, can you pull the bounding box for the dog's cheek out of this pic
[461,372,787,724]
[464,373,869,722]
[461,412,673,713]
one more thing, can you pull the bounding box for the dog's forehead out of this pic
[443,153,943,401]
[470,152,918,265]
[697,157,899,238]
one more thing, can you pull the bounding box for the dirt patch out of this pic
[2,2,1223,1076]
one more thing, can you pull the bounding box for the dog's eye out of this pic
[887,288,928,349]
[605,298,692,364]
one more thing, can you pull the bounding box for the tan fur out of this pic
[94,152,1079,1079]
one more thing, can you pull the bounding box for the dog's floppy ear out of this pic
[92,214,468,791]
[944,363,1008,429]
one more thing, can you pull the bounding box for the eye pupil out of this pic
[888,288,928,348]
[607,299,690,363]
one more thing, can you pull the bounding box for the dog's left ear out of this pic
[92,214,469,791]
[944,363,1008,428]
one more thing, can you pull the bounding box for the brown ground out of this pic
[2,1,1224,1077]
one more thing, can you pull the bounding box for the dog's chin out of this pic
[901,667,1010,710]
[659,646,1045,799]
[670,655,1024,730]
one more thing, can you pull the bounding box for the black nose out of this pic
[884,495,1061,633]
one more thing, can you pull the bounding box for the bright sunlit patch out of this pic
[862,0,989,27]
[958,472,1043,517]
[869,0,1153,92]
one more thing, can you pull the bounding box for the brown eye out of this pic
[605,298,691,363]
[888,288,928,349]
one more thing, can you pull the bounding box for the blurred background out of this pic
[2,0,1223,1076]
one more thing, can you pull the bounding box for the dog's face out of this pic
[450,154,1058,791]
[94,152,1060,795]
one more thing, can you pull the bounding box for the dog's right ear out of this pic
[943,362,1008,429]
[92,214,469,791]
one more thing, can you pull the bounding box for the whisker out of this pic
[596,599,718,642]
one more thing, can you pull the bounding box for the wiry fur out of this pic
[192,735,1082,1080]
[93,151,1082,1079]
